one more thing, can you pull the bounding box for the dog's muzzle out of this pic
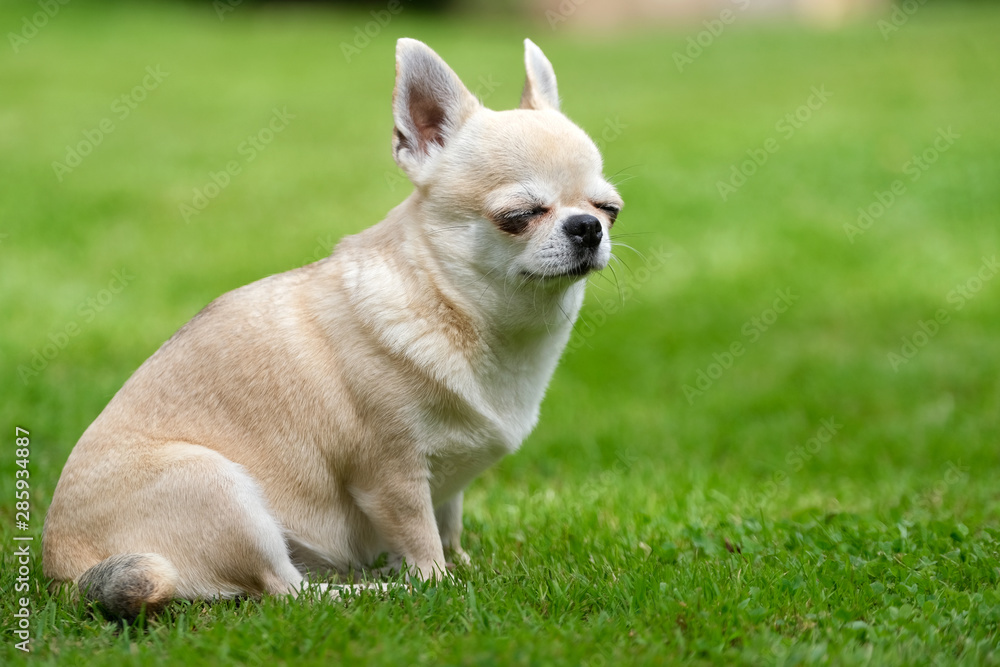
[562,214,606,276]
[562,214,603,249]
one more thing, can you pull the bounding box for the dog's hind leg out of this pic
[58,443,305,619]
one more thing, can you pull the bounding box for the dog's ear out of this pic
[520,39,559,111]
[392,38,480,179]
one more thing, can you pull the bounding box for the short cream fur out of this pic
[43,38,623,620]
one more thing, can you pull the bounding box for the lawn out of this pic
[2,1,999,664]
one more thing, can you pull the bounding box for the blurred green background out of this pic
[1,0,999,663]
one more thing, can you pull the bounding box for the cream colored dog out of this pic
[43,37,623,620]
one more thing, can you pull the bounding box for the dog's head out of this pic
[392,38,623,285]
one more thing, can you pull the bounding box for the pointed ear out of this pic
[392,38,480,179]
[520,39,560,111]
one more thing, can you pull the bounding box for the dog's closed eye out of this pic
[593,203,620,225]
[494,206,549,235]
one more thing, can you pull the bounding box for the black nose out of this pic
[563,214,603,249]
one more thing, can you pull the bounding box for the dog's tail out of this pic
[77,553,179,621]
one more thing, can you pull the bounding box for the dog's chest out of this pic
[337,245,577,501]
[416,350,556,504]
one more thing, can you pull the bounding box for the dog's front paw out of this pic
[446,547,471,569]
[409,559,453,583]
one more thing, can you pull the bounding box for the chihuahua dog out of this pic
[43,38,623,620]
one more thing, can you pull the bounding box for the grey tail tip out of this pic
[77,553,179,622]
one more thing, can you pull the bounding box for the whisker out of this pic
[504,270,530,316]
[610,242,646,263]
[567,308,596,351]
[592,267,619,292]
[608,252,636,277]
[587,264,621,306]
[607,164,640,186]
[470,265,500,287]
[587,278,615,294]
[476,267,502,303]
[605,261,624,305]
[555,298,575,328]
[608,232,654,239]
[609,175,637,187]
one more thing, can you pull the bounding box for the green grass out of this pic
[2,1,1000,664]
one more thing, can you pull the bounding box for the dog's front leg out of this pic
[351,466,449,581]
[435,492,471,567]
